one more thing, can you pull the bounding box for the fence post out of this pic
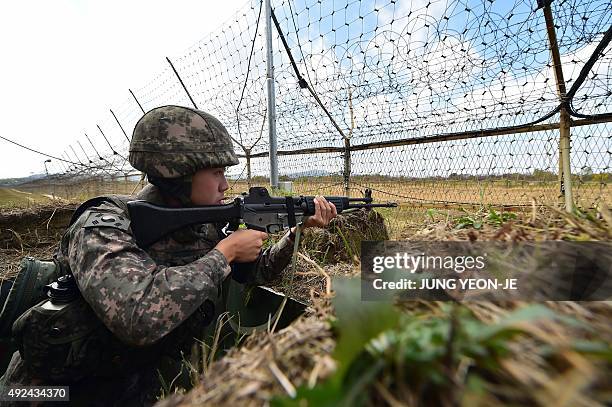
[129,89,146,114]
[77,141,94,164]
[343,138,351,197]
[69,145,86,169]
[345,88,355,197]
[110,109,131,143]
[84,132,104,161]
[245,149,252,188]
[264,0,278,189]
[541,0,574,212]
[166,57,199,109]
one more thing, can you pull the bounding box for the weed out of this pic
[453,207,516,229]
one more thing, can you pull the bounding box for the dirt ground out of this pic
[0,203,76,282]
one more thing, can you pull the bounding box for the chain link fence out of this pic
[16,0,612,209]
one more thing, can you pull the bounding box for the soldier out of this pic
[0,105,337,405]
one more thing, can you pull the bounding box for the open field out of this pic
[231,179,610,209]
[9,176,610,210]
[0,187,56,208]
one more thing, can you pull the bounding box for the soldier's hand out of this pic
[215,229,268,263]
[304,196,338,229]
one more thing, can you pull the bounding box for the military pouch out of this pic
[11,293,113,383]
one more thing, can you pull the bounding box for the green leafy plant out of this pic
[486,208,517,226]
[453,207,516,229]
[272,278,609,406]
[426,208,438,222]
[454,213,484,229]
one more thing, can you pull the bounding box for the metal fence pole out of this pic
[57,158,68,173]
[264,0,278,188]
[129,89,146,114]
[110,109,131,143]
[345,88,355,197]
[77,141,94,164]
[245,149,252,188]
[343,138,351,197]
[62,152,73,172]
[541,0,574,212]
[112,106,140,181]
[166,57,199,109]
[69,145,86,169]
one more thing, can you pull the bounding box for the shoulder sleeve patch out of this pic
[83,211,131,232]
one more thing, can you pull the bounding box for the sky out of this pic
[0,0,238,178]
[0,0,608,180]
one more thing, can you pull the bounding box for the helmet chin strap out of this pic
[148,175,193,206]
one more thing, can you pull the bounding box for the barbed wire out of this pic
[4,0,610,207]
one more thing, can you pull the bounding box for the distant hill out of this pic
[0,173,46,187]
[286,170,335,178]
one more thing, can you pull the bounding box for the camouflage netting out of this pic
[299,208,389,264]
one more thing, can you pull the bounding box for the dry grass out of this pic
[154,204,611,407]
[14,176,610,209]
[0,198,609,407]
[156,300,336,407]
[299,208,389,264]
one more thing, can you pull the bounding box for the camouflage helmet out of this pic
[129,105,239,178]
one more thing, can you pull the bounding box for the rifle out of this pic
[127,187,397,247]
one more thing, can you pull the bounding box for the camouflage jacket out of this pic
[57,183,296,346]
[1,184,296,404]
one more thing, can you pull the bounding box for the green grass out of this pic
[0,188,55,208]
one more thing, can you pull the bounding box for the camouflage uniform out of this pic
[1,106,296,405]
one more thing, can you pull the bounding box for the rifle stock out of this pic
[127,198,242,247]
[127,187,396,247]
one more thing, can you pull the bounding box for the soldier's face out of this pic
[190,167,229,205]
